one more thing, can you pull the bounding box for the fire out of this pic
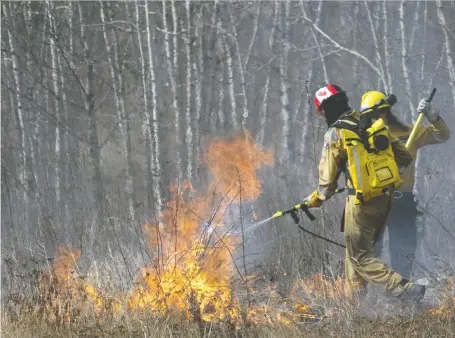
[35,246,119,324]
[127,238,240,322]
[128,130,274,322]
[29,131,335,326]
[205,130,274,202]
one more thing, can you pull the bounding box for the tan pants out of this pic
[344,193,406,294]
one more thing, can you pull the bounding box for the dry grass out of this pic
[2,308,454,338]
[2,254,455,338]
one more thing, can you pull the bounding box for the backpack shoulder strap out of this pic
[333,116,362,142]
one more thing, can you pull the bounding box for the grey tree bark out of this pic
[4,2,30,240]
[256,2,278,147]
[162,0,182,181]
[78,2,105,247]
[100,1,136,223]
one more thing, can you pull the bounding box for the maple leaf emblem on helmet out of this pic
[318,90,327,97]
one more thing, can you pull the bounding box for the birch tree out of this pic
[135,0,162,213]
[77,2,105,240]
[227,4,249,127]
[184,0,193,181]
[382,1,393,92]
[206,1,221,132]
[162,0,182,181]
[193,5,204,173]
[4,2,30,236]
[224,30,238,130]
[57,36,71,236]
[399,0,414,120]
[135,0,153,211]
[436,0,455,109]
[214,21,225,132]
[208,1,223,132]
[364,0,388,93]
[100,1,136,222]
[299,0,323,163]
[1,48,25,248]
[279,1,290,164]
[256,2,278,147]
[46,1,66,234]
[24,2,41,229]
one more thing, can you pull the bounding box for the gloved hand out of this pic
[303,190,323,208]
[417,99,439,123]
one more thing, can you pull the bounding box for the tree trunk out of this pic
[24,2,41,233]
[135,0,153,213]
[299,0,323,163]
[162,0,182,181]
[436,0,455,108]
[4,2,30,239]
[382,1,393,92]
[146,3,163,212]
[228,4,249,127]
[215,19,225,131]
[364,0,387,92]
[2,48,23,251]
[279,1,290,164]
[193,5,203,176]
[136,0,163,214]
[47,1,65,234]
[224,33,238,131]
[399,0,414,120]
[184,0,193,181]
[79,2,104,247]
[256,2,278,147]
[100,1,136,223]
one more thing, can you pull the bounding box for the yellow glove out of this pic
[303,190,323,208]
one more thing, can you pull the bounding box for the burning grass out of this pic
[3,130,455,336]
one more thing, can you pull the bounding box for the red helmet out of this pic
[314,84,345,112]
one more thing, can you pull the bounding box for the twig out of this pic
[237,167,251,308]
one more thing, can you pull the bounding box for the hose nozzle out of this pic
[272,211,284,219]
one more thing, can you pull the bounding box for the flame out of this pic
[30,131,335,326]
[205,130,274,202]
[128,130,274,322]
[35,246,119,324]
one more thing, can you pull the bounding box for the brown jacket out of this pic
[388,117,450,192]
[314,110,413,201]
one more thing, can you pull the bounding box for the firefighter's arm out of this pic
[413,118,451,149]
[390,134,413,169]
[413,99,451,148]
[305,129,345,208]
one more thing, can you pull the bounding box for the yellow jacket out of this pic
[314,110,413,201]
[389,118,450,192]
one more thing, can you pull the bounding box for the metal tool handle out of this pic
[428,87,437,103]
[405,87,437,149]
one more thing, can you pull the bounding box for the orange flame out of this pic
[128,130,274,322]
[32,131,341,326]
[205,130,274,202]
[35,246,119,325]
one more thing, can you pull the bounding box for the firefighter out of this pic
[361,91,451,279]
[304,84,426,301]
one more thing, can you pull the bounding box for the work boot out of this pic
[397,282,426,303]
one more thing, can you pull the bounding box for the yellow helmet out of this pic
[360,91,396,113]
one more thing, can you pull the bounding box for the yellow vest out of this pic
[335,116,403,204]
